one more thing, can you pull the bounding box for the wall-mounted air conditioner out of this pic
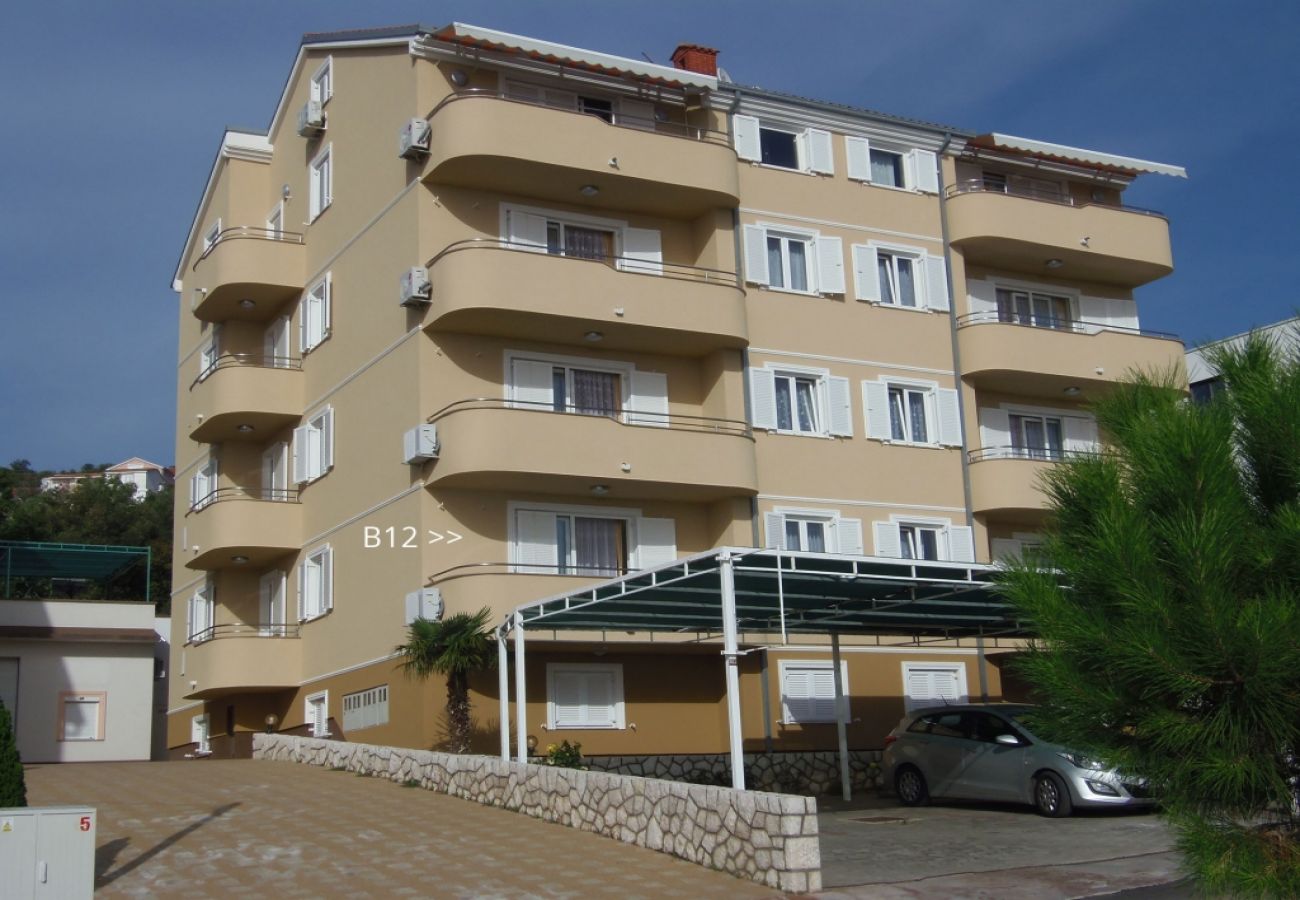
[405,587,444,624]
[399,118,431,159]
[399,266,431,307]
[403,424,439,464]
[297,101,326,137]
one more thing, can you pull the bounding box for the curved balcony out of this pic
[957,313,1184,398]
[945,181,1172,287]
[425,240,746,355]
[189,354,303,443]
[191,227,305,322]
[184,489,301,570]
[967,447,1059,516]
[425,400,757,502]
[422,91,739,216]
[183,623,302,699]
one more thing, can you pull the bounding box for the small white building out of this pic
[1187,316,1299,403]
[39,457,174,500]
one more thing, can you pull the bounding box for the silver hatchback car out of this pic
[882,704,1154,817]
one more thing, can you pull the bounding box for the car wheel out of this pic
[895,766,929,806]
[1034,772,1073,817]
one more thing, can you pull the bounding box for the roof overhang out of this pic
[968,133,1186,179]
[0,541,150,583]
[506,548,1027,640]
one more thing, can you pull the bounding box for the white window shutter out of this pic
[845,136,871,182]
[186,595,194,639]
[292,426,310,483]
[552,672,584,727]
[827,376,853,437]
[764,512,786,549]
[511,358,556,410]
[749,367,778,431]
[1079,296,1139,332]
[321,408,335,472]
[637,517,677,569]
[910,149,940,194]
[968,279,998,316]
[321,547,334,611]
[298,297,309,352]
[836,517,864,556]
[863,380,892,441]
[514,510,559,574]
[507,210,548,251]
[873,521,902,558]
[816,236,845,295]
[810,668,837,721]
[978,407,1011,454]
[733,114,761,162]
[948,526,975,562]
[936,389,962,446]
[1064,416,1101,453]
[627,371,669,427]
[295,562,305,622]
[742,224,769,286]
[805,128,834,174]
[924,255,950,312]
[852,244,880,303]
[618,98,654,131]
[619,228,663,275]
[586,672,617,726]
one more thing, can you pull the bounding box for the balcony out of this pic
[184,489,301,570]
[425,240,746,355]
[189,354,303,443]
[425,400,757,502]
[967,447,1060,516]
[183,623,302,699]
[191,227,305,322]
[957,313,1184,399]
[945,181,1172,286]
[422,91,739,217]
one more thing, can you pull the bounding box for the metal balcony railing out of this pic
[944,178,1166,218]
[187,486,301,514]
[192,351,302,389]
[193,225,304,269]
[968,446,1103,464]
[186,621,302,645]
[425,397,753,438]
[955,311,1179,341]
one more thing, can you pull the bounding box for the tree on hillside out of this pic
[395,608,496,754]
[1000,334,1300,896]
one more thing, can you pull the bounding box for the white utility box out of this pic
[0,805,97,899]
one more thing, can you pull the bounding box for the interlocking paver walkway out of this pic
[26,760,782,898]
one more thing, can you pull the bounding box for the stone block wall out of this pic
[588,749,884,795]
[253,734,821,893]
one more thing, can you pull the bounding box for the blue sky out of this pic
[1,0,1296,471]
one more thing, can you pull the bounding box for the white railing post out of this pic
[498,625,510,762]
[513,611,527,763]
[719,550,746,790]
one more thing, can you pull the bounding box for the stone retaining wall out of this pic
[253,734,821,893]
[588,750,884,795]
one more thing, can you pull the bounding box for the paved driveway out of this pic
[25,760,778,899]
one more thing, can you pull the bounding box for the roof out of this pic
[105,457,167,473]
[1186,316,1300,383]
[967,133,1186,178]
[0,541,150,584]
[725,82,971,139]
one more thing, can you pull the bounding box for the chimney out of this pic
[671,44,719,77]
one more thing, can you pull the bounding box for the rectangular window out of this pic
[742,224,843,295]
[899,524,941,561]
[547,663,625,729]
[863,379,960,447]
[187,580,214,642]
[189,458,218,510]
[310,57,333,105]
[259,570,288,636]
[298,545,332,621]
[877,251,918,308]
[765,510,863,555]
[578,95,613,123]
[873,518,974,563]
[759,127,799,169]
[997,288,1072,330]
[293,407,334,483]
[774,372,820,433]
[750,365,853,438]
[783,517,828,553]
[342,685,389,732]
[508,352,668,427]
[309,145,332,220]
[545,220,614,262]
[888,385,931,443]
[511,504,676,575]
[902,662,968,711]
[306,690,330,737]
[780,660,850,724]
[300,274,331,352]
[1009,413,1065,459]
[202,219,222,253]
[765,232,812,292]
[59,692,106,741]
[870,148,905,187]
[733,116,833,175]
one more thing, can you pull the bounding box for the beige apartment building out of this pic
[166,23,1185,763]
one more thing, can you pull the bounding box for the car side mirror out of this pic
[995,734,1022,746]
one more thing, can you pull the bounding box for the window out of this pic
[547,663,624,729]
[292,407,334,483]
[991,532,1046,564]
[780,660,850,724]
[862,379,960,446]
[502,205,663,275]
[507,352,668,427]
[981,170,1066,202]
[59,692,105,741]
[750,365,853,437]
[851,243,948,310]
[262,442,290,496]
[186,579,214,642]
[547,221,613,262]
[197,323,222,382]
[342,685,388,732]
[873,518,975,562]
[1190,377,1224,406]
[870,148,905,187]
[191,713,211,753]
[511,503,677,575]
[259,570,287,636]
[997,288,1072,330]
[764,510,864,555]
[902,662,968,710]
[299,274,331,352]
[308,145,332,220]
[978,406,1098,459]
[742,224,843,295]
[202,219,222,253]
[733,115,834,175]
[578,95,613,123]
[310,57,333,105]
[306,690,330,737]
[189,458,218,510]
[1009,413,1065,460]
[297,545,333,621]
[845,137,939,193]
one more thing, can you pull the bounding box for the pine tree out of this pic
[0,698,26,808]
[1000,333,1300,896]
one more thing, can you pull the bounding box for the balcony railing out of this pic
[192,352,302,389]
[188,486,300,514]
[956,311,1178,341]
[968,446,1103,464]
[187,621,301,645]
[945,178,1166,218]
[426,397,753,438]
[193,226,304,270]
[426,238,740,290]
[427,88,730,146]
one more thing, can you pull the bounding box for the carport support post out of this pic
[719,550,746,791]
[498,626,510,762]
[831,631,851,801]
[513,612,528,763]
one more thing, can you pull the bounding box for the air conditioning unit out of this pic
[405,587,444,624]
[297,100,326,136]
[403,424,439,464]
[399,266,431,307]
[398,118,431,159]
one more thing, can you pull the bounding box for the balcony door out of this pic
[262,442,289,500]
[259,571,287,636]
[264,316,291,368]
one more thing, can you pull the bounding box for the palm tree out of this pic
[395,607,496,754]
